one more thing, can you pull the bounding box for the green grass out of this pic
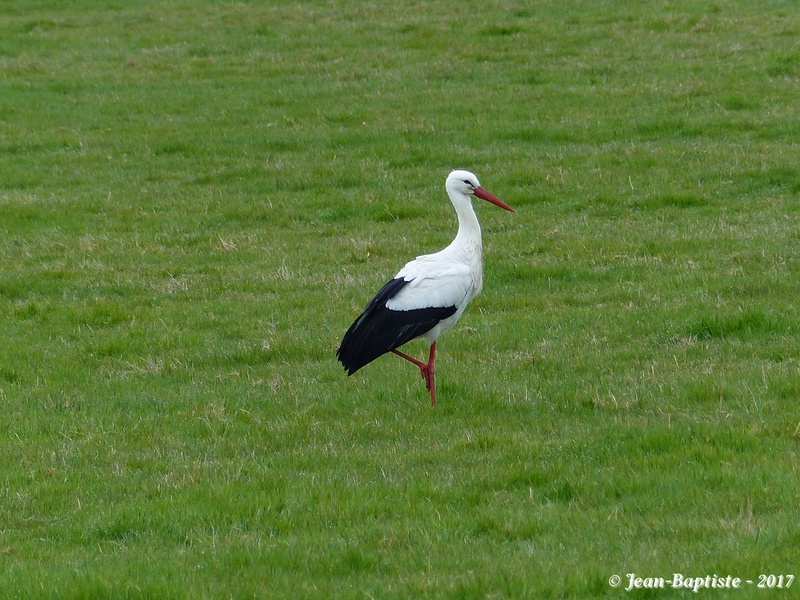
[2,0,800,597]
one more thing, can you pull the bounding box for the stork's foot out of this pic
[392,343,438,406]
[419,360,434,386]
[420,365,433,390]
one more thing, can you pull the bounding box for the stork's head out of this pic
[446,170,515,213]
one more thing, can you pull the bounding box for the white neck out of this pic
[448,189,483,255]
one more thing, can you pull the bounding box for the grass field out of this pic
[2,0,800,597]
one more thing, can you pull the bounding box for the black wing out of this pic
[337,278,457,375]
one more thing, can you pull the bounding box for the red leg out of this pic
[391,342,438,406]
[426,343,436,406]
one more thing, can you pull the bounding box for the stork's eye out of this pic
[463,180,473,186]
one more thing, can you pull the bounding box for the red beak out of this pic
[474,186,515,213]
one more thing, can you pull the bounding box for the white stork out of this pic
[337,170,514,406]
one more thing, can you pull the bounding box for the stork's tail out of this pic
[336,317,372,375]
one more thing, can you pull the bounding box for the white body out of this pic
[385,171,486,345]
